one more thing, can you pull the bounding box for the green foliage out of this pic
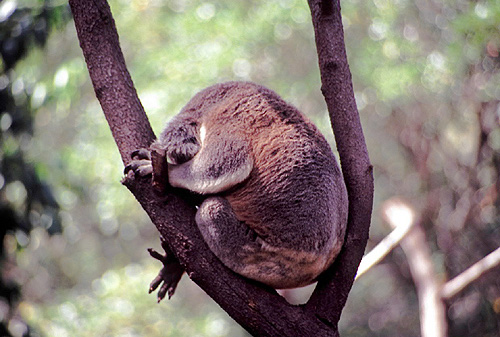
[0,1,71,336]
[23,261,246,337]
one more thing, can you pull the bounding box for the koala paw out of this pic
[148,243,184,302]
[124,148,153,177]
[165,139,200,165]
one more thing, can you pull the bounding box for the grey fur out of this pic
[154,81,348,289]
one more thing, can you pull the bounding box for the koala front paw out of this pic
[124,148,153,177]
[165,139,200,165]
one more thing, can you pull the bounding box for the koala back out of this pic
[167,82,348,287]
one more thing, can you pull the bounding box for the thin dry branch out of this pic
[442,246,500,300]
[358,199,500,335]
[355,219,414,280]
[395,222,447,337]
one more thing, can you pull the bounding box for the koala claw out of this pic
[124,148,153,177]
[148,245,184,302]
[124,159,153,177]
[131,148,151,160]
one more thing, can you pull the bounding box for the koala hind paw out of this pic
[148,246,184,302]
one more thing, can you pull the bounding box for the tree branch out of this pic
[69,0,155,163]
[306,0,374,325]
[395,222,447,337]
[355,218,414,280]
[442,246,500,300]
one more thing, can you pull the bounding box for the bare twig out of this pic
[442,246,500,300]
[355,210,415,280]
[359,197,500,335]
[371,199,446,337]
[394,222,447,337]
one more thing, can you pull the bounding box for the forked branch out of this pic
[69,0,373,335]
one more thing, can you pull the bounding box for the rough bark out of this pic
[69,0,373,335]
[69,0,155,162]
[305,0,374,327]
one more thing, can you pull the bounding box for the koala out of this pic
[129,81,348,290]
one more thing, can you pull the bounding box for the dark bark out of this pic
[69,0,155,162]
[69,0,373,335]
[305,0,374,326]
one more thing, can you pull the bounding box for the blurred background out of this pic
[1,0,499,336]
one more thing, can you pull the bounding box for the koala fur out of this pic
[148,81,348,289]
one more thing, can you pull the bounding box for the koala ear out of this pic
[168,132,253,194]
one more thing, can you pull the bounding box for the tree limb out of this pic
[442,246,500,300]
[395,222,447,337]
[355,218,415,280]
[305,0,374,326]
[69,0,155,163]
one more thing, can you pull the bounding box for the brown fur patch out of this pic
[162,82,348,288]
